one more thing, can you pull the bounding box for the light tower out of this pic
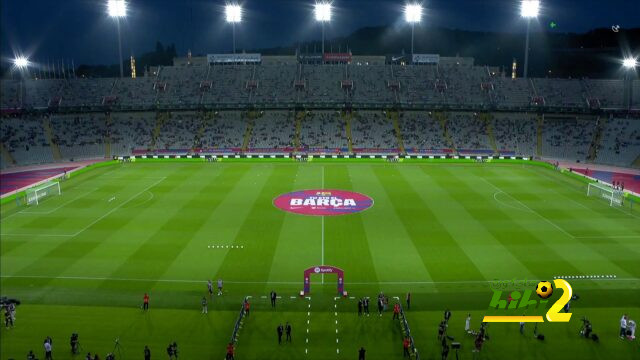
[404,3,422,56]
[107,0,127,78]
[314,2,332,55]
[13,57,29,69]
[622,57,638,109]
[225,4,242,54]
[520,0,540,78]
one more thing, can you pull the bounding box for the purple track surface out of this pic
[1,167,78,196]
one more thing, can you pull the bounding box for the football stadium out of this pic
[1,1,639,359]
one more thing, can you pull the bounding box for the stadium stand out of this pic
[248,111,295,150]
[541,117,596,162]
[399,111,450,153]
[532,79,586,107]
[348,65,395,103]
[199,111,246,151]
[155,111,201,150]
[492,113,537,156]
[446,112,492,153]
[202,65,252,104]
[439,63,492,106]
[596,118,640,166]
[299,64,347,103]
[1,80,21,109]
[157,66,207,106]
[1,59,639,167]
[59,78,115,107]
[583,79,625,109]
[250,65,298,104]
[350,111,398,151]
[110,112,156,155]
[491,78,533,107]
[1,115,54,165]
[299,111,348,153]
[50,114,106,160]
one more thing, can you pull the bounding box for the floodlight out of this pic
[107,0,127,18]
[520,0,540,18]
[226,4,242,23]
[13,57,29,69]
[623,57,638,69]
[314,2,332,22]
[404,3,422,23]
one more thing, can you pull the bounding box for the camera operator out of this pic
[70,333,79,354]
[580,317,593,338]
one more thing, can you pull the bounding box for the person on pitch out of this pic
[201,296,208,314]
[277,324,284,344]
[270,290,277,308]
[142,293,150,311]
[393,303,400,320]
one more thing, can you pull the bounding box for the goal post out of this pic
[22,181,62,206]
[586,182,622,206]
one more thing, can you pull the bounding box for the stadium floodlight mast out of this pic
[314,2,332,55]
[13,56,29,69]
[225,4,242,54]
[404,3,422,56]
[520,0,540,78]
[623,57,638,69]
[107,0,127,78]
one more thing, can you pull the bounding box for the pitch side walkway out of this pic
[0,159,107,197]
[0,167,79,196]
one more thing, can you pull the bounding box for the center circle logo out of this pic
[273,189,374,216]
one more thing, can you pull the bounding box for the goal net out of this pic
[586,182,623,206]
[22,181,61,205]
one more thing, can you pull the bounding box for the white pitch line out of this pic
[20,188,100,215]
[527,167,640,220]
[480,177,575,239]
[0,233,74,237]
[3,178,166,238]
[575,235,640,239]
[69,177,166,237]
[321,165,325,284]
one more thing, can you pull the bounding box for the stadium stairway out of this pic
[388,110,406,154]
[194,111,211,149]
[480,113,498,155]
[0,141,16,167]
[104,113,112,158]
[294,111,305,151]
[587,116,605,162]
[42,117,62,161]
[536,115,544,157]
[151,112,169,150]
[435,112,457,153]
[343,111,354,153]
[242,111,257,152]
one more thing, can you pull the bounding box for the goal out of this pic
[22,181,61,205]
[586,182,623,206]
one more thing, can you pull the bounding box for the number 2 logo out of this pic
[546,279,572,322]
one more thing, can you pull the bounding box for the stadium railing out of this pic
[229,297,248,345]
[398,303,420,360]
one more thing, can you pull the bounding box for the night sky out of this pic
[1,0,639,65]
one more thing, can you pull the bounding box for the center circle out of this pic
[273,189,374,216]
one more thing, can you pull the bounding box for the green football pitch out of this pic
[1,160,639,360]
